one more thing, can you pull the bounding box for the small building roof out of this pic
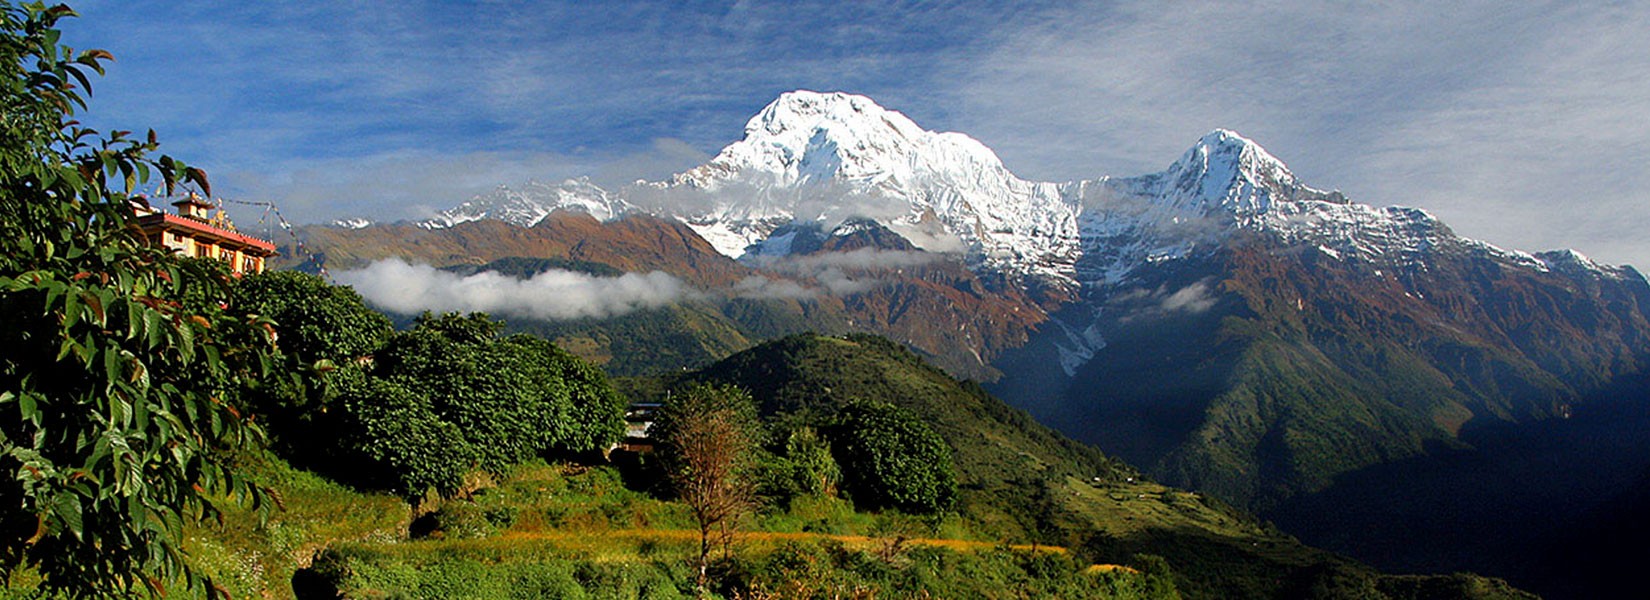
[134,212,277,256]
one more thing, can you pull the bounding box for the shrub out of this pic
[828,401,958,514]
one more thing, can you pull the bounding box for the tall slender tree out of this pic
[653,383,760,591]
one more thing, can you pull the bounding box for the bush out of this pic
[313,312,630,501]
[336,375,474,499]
[828,401,958,514]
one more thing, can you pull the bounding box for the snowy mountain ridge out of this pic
[400,90,1632,288]
[420,177,634,230]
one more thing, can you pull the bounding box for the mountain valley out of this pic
[282,91,1650,597]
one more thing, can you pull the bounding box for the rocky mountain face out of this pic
[289,211,1046,380]
[291,91,1650,593]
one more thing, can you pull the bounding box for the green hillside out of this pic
[999,242,1650,512]
[0,327,1535,599]
[678,334,1533,600]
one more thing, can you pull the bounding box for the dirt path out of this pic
[487,528,1135,574]
[502,528,1067,554]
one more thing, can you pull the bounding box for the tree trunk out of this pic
[697,521,712,592]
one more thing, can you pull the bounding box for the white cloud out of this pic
[333,259,692,321]
[1112,278,1221,322]
[747,248,945,297]
[1160,281,1218,314]
[732,275,816,300]
[216,150,599,226]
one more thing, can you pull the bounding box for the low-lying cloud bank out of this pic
[744,248,944,297]
[334,259,691,321]
[336,249,949,322]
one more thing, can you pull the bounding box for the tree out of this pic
[232,270,391,367]
[828,401,957,514]
[320,312,629,501]
[0,3,274,596]
[502,334,626,455]
[232,270,391,463]
[373,313,541,475]
[653,383,760,591]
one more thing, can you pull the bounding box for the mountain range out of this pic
[285,90,1650,598]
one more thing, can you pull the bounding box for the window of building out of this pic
[242,256,259,274]
[195,243,211,259]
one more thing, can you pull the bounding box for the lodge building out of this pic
[131,194,277,276]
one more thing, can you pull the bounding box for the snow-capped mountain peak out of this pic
[406,92,1630,289]
[664,90,1078,283]
[1154,129,1314,215]
[421,177,634,230]
[675,90,1011,192]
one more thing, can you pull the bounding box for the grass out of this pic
[187,453,410,599]
[0,457,1147,599]
[1,445,1527,600]
[264,458,1168,600]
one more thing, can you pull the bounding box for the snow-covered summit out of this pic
[666,91,1079,283]
[674,91,1012,192]
[1114,129,1342,217]
[1063,129,1628,284]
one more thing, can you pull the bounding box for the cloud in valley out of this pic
[746,249,945,297]
[334,259,692,321]
[1159,281,1219,314]
[731,275,816,300]
[1111,279,1221,323]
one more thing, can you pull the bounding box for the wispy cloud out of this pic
[62,1,1650,269]
[731,275,815,300]
[1111,278,1221,323]
[334,259,691,320]
[748,249,945,296]
[214,139,706,225]
[67,1,1010,219]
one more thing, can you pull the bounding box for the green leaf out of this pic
[103,346,121,389]
[62,285,81,329]
[54,493,85,541]
[144,308,164,349]
[19,394,40,425]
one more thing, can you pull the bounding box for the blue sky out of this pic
[65,1,1650,269]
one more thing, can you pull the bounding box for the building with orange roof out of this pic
[132,194,277,276]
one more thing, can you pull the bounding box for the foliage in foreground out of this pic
[0,3,274,596]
